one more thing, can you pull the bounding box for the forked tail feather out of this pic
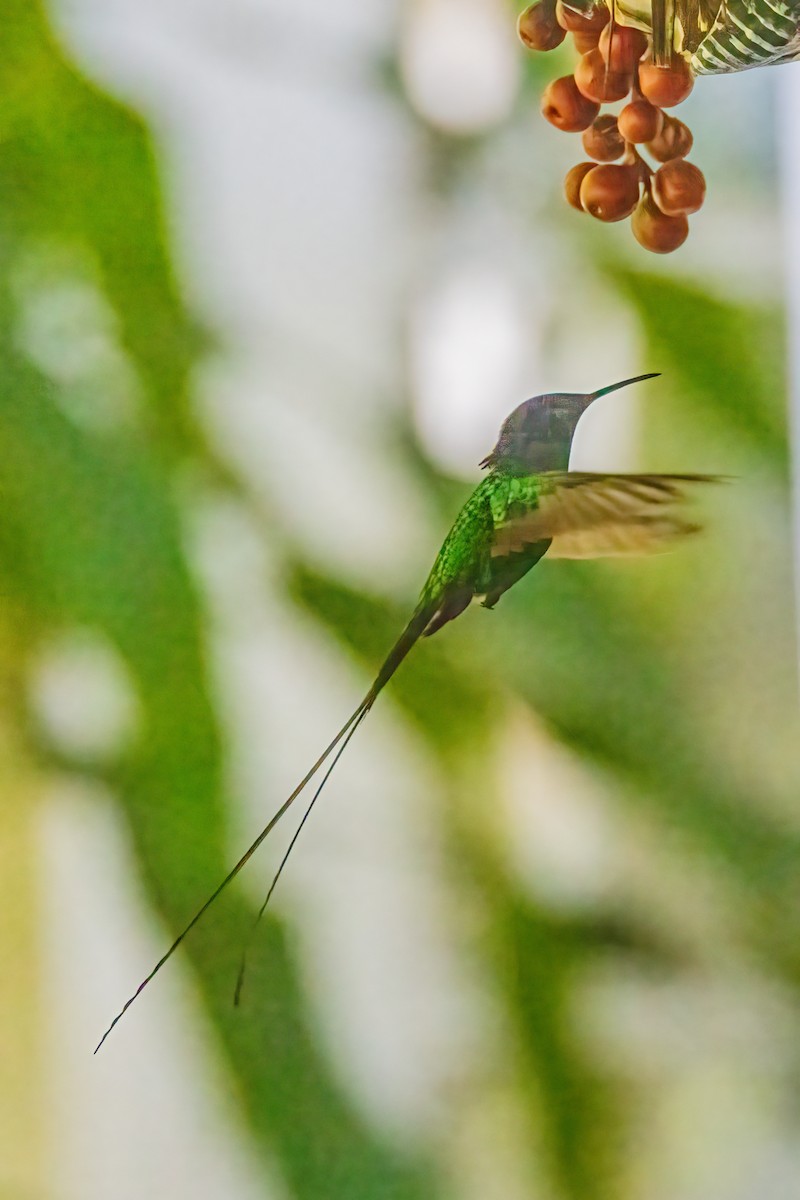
[94,600,434,1052]
[231,599,434,1004]
[233,706,370,1006]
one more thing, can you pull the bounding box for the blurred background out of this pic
[2,2,799,1198]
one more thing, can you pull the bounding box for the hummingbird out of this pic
[96,372,718,1050]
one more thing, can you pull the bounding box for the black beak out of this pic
[587,372,660,406]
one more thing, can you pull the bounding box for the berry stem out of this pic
[623,141,652,182]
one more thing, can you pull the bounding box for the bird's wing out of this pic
[491,473,721,560]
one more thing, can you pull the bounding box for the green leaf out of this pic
[611,268,787,470]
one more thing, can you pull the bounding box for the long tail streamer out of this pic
[93,699,369,1054]
[233,706,370,1007]
[94,600,432,1053]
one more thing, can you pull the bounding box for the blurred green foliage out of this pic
[2,4,798,1200]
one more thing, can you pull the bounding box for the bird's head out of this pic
[479,373,659,473]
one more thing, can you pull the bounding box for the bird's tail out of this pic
[366,599,434,705]
[94,599,433,1053]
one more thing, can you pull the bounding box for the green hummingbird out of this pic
[96,372,718,1050]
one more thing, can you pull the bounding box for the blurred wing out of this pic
[491,473,720,560]
[546,517,701,559]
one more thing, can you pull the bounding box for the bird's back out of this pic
[421,471,545,602]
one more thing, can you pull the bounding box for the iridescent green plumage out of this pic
[96,374,719,1050]
[415,471,549,638]
[423,471,544,600]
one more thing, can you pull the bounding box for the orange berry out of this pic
[555,1,609,32]
[518,3,567,51]
[632,193,689,252]
[574,48,632,103]
[580,163,640,221]
[564,161,596,210]
[617,99,663,143]
[638,56,694,107]
[541,75,601,131]
[572,29,601,52]
[646,116,693,161]
[598,24,648,73]
[652,160,706,215]
[581,113,624,161]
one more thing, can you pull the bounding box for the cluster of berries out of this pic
[519,0,706,253]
